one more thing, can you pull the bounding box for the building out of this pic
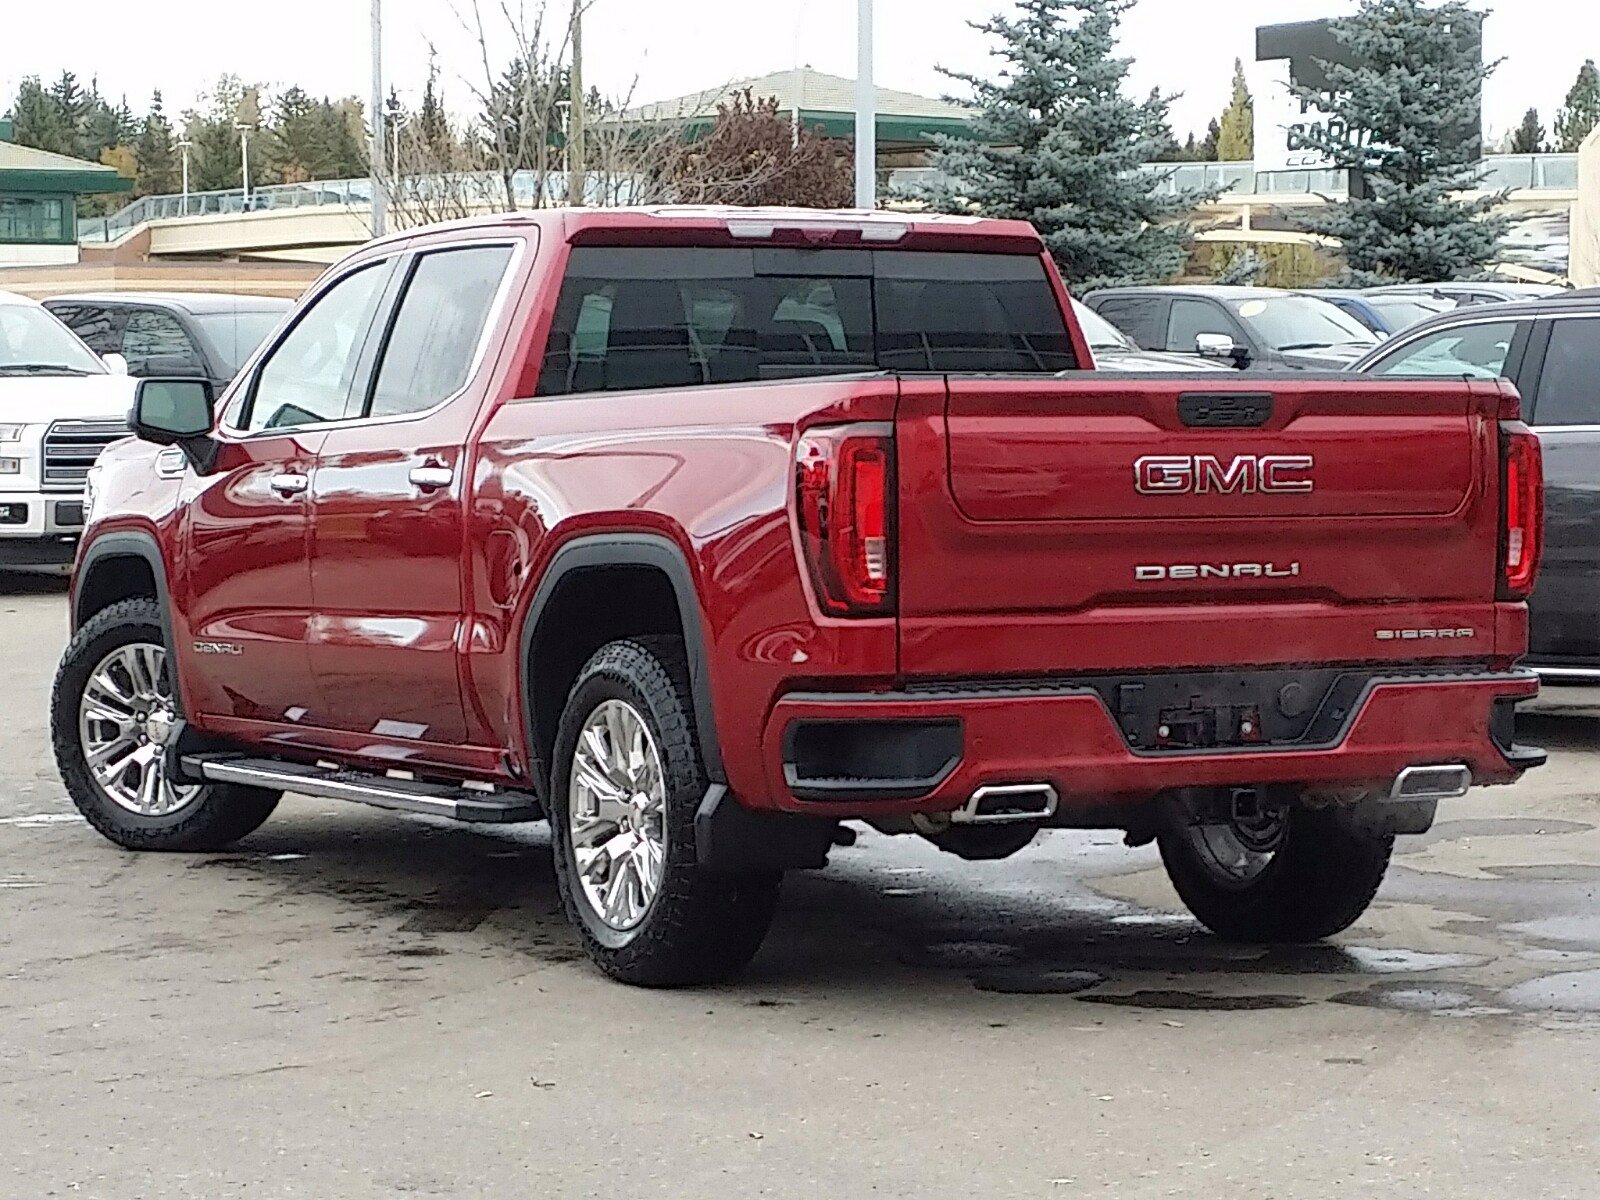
[0,119,132,267]
[621,68,976,168]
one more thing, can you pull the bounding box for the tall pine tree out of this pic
[1216,59,1253,161]
[1555,60,1600,153]
[135,91,180,195]
[914,0,1215,289]
[1507,108,1545,155]
[1289,0,1505,284]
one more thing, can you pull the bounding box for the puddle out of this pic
[903,940,1021,969]
[973,968,1105,995]
[1481,864,1600,883]
[1331,982,1509,1017]
[1507,915,1600,949]
[1500,970,1600,1013]
[1397,818,1593,854]
[389,946,447,958]
[1078,990,1307,1011]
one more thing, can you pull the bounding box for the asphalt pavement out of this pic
[3,574,1598,1198]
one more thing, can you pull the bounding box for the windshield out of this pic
[192,310,290,376]
[1072,299,1135,351]
[1228,295,1379,352]
[1368,297,1454,331]
[0,303,106,375]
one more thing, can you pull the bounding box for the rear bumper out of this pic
[759,669,1541,819]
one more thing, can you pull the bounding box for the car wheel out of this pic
[1157,791,1393,943]
[51,598,279,851]
[549,637,780,986]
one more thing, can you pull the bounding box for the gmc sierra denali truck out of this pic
[51,208,1546,987]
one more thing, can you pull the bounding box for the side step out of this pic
[182,755,541,824]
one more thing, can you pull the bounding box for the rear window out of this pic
[535,247,1074,396]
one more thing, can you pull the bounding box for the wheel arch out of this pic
[518,533,724,794]
[72,532,186,714]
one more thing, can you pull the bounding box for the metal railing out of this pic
[83,154,1583,244]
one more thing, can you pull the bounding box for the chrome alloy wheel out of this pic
[77,642,201,817]
[1180,792,1288,891]
[567,699,668,932]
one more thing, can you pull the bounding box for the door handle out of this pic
[269,472,309,497]
[409,465,454,491]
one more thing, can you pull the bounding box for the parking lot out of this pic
[3,574,1599,1199]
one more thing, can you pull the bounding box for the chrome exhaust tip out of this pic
[952,783,1059,826]
[1390,764,1472,802]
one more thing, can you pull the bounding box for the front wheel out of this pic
[549,638,780,986]
[1157,790,1393,943]
[51,598,280,851]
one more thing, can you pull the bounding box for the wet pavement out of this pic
[3,575,1599,1197]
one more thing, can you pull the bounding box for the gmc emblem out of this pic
[1135,454,1315,496]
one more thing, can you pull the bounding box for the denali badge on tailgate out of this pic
[1136,562,1302,581]
[1134,454,1314,496]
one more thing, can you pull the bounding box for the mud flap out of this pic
[694,785,836,872]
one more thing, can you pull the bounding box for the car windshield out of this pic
[192,310,290,376]
[0,303,106,376]
[1072,299,1136,351]
[1369,297,1455,330]
[1227,295,1379,352]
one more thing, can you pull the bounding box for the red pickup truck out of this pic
[51,207,1546,986]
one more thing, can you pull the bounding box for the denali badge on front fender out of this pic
[193,641,243,656]
[1136,562,1301,581]
[1134,454,1314,495]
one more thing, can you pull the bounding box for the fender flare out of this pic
[72,530,187,717]
[517,532,725,784]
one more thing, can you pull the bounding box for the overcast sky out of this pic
[5,0,1598,145]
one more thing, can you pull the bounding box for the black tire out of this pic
[549,637,781,987]
[1158,803,1393,943]
[51,598,280,852]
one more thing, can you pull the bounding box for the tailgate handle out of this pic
[1177,392,1274,428]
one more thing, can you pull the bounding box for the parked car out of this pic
[1073,300,1231,371]
[1365,281,1567,309]
[1352,291,1600,689]
[44,292,292,395]
[53,208,1543,987]
[1084,285,1380,371]
[0,291,136,568]
[1298,289,1453,337]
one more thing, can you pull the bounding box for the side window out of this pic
[50,304,125,356]
[243,264,388,433]
[1533,318,1600,427]
[1091,297,1167,349]
[366,244,515,419]
[121,309,204,377]
[1368,320,1521,380]
[1167,299,1234,352]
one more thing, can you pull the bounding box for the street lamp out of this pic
[370,0,387,236]
[176,137,193,211]
[234,88,261,211]
[855,0,875,209]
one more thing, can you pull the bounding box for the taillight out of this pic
[795,424,895,616]
[1499,422,1543,600]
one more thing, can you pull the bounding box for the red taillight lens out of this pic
[795,425,895,616]
[1500,423,1543,599]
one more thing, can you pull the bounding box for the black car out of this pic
[43,292,292,393]
[1351,290,1600,686]
[1084,285,1380,372]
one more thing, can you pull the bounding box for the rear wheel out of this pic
[51,599,280,851]
[1157,789,1393,943]
[549,638,781,986]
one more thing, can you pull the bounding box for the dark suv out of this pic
[1084,286,1379,371]
[1352,290,1600,686]
[44,293,291,394]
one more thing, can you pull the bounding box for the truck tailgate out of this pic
[895,374,1507,679]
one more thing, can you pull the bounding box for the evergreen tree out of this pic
[1198,117,1221,162]
[1216,58,1253,161]
[1555,59,1600,152]
[183,76,247,191]
[1508,107,1546,155]
[914,0,1216,289]
[418,61,455,163]
[1288,0,1506,284]
[135,91,180,195]
[8,77,74,155]
[48,71,89,155]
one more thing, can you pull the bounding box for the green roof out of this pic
[0,140,132,195]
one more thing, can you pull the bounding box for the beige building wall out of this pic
[1574,126,1600,288]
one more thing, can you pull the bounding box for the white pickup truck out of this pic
[0,290,135,568]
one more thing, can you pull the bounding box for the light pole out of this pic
[567,0,585,206]
[177,137,192,211]
[854,0,875,209]
[236,123,253,208]
[370,0,387,236]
